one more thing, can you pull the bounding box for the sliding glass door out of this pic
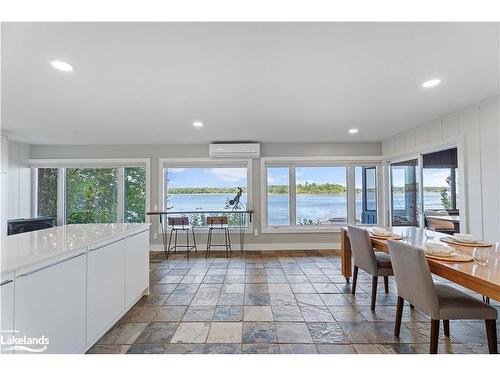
[390,159,420,227]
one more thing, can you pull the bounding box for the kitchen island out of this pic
[0,223,150,354]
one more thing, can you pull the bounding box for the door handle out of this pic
[17,252,85,278]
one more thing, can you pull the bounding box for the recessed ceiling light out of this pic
[192,121,203,128]
[421,79,441,88]
[348,128,359,134]
[51,60,74,72]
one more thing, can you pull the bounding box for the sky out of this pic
[166,168,247,188]
[392,168,453,187]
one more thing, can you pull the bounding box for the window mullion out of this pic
[57,168,66,225]
[31,168,38,217]
[117,167,125,223]
[347,166,356,225]
[289,166,296,226]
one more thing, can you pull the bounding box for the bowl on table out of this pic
[453,233,476,244]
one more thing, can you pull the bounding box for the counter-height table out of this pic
[341,226,500,301]
[147,209,253,254]
[0,223,151,354]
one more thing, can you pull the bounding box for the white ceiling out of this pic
[2,22,499,145]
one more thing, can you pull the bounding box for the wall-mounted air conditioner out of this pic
[209,143,260,159]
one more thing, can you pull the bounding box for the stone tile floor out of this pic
[87,250,499,354]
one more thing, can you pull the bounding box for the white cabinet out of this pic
[125,230,150,307]
[14,252,86,354]
[1,273,15,354]
[86,238,125,344]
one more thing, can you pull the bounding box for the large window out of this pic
[33,161,148,225]
[125,167,147,223]
[355,166,378,224]
[422,148,459,211]
[66,168,118,224]
[295,166,347,225]
[390,159,420,227]
[267,167,290,225]
[263,160,379,231]
[162,161,251,227]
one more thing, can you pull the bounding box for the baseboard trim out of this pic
[150,242,340,252]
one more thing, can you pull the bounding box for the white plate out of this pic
[371,227,391,236]
[453,233,476,243]
[424,243,454,256]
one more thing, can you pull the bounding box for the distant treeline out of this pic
[392,186,450,193]
[268,183,347,195]
[169,187,246,194]
[168,184,450,195]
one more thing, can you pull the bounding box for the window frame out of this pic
[159,157,254,233]
[261,156,383,233]
[30,158,150,225]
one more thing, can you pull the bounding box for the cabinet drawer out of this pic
[125,230,149,307]
[86,239,125,344]
[14,253,86,354]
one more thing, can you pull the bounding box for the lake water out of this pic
[168,191,447,225]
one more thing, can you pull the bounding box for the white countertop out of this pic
[1,223,150,275]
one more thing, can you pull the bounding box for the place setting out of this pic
[440,233,492,247]
[422,242,473,262]
[368,227,404,240]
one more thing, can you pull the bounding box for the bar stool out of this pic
[206,216,232,258]
[166,217,197,259]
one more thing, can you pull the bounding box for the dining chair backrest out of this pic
[347,225,378,274]
[168,216,189,227]
[207,216,228,228]
[387,240,440,318]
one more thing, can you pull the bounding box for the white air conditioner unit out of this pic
[209,143,260,159]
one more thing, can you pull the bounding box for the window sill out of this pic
[261,225,344,234]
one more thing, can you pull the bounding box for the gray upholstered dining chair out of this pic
[348,225,394,311]
[387,239,498,354]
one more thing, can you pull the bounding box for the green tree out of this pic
[440,175,452,210]
[125,167,146,223]
[66,168,118,224]
[37,168,58,220]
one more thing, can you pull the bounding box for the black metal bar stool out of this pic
[166,217,197,259]
[206,216,231,258]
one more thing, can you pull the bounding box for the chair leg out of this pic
[351,266,358,295]
[443,320,450,337]
[186,229,190,260]
[394,296,404,337]
[430,319,440,354]
[174,230,178,253]
[371,276,378,311]
[166,229,174,259]
[206,228,212,258]
[485,320,498,354]
[192,228,197,253]
[224,228,229,258]
[384,276,389,294]
[227,227,232,252]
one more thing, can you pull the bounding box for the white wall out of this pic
[382,96,500,242]
[0,138,32,236]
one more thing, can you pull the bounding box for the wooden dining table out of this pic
[341,226,500,301]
